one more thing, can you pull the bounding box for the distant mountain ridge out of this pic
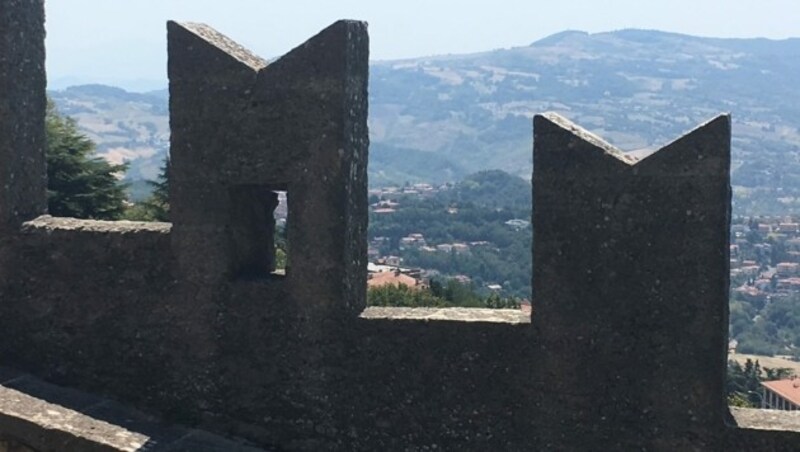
[50,29,800,213]
[49,84,169,184]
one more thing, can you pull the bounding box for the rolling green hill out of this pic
[50,29,800,214]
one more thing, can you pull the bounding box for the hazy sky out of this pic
[46,0,799,91]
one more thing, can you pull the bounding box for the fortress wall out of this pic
[0,0,47,233]
[2,1,800,449]
[531,112,732,449]
[0,217,174,405]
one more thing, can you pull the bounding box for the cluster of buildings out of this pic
[368,183,445,215]
[505,219,530,230]
[400,232,476,254]
[731,218,800,302]
[366,260,427,290]
[423,243,471,254]
[366,256,474,292]
[365,184,525,298]
[369,183,441,199]
[369,232,488,262]
[396,232,495,255]
[371,199,399,214]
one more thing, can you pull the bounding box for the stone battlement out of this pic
[2,1,800,450]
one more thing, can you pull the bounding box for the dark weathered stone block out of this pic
[0,0,47,233]
[168,20,369,314]
[532,112,731,449]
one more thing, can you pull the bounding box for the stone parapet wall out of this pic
[0,216,174,402]
[0,367,263,451]
[531,112,732,448]
[10,216,172,293]
[3,1,800,449]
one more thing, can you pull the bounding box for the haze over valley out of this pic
[50,28,800,213]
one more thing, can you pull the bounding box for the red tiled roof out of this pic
[762,379,800,406]
[367,272,420,290]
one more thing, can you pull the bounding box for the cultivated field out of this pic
[730,353,800,375]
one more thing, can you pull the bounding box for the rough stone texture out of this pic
[2,6,800,450]
[729,408,800,451]
[167,19,369,317]
[532,112,732,449]
[21,215,171,234]
[360,306,530,324]
[0,215,174,404]
[0,0,47,233]
[731,407,800,432]
[0,437,36,452]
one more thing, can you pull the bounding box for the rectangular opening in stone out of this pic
[229,184,289,279]
[364,179,532,316]
[272,190,288,276]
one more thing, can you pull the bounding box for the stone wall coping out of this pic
[174,22,268,71]
[360,306,531,324]
[539,112,638,164]
[20,215,171,234]
[0,369,263,451]
[731,407,800,433]
[0,384,150,451]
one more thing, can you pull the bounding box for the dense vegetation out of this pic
[46,101,128,219]
[122,158,170,221]
[370,143,467,187]
[728,216,800,357]
[727,359,793,407]
[46,100,175,223]
[367,279,521,309]
[731,293,800,357]
[370,170,532,298]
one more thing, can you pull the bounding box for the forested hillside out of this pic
[51,29,800,213]
[370,170,532,297]
[48,28,800,302]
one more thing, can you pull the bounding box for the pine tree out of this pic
[45,101,128,220]
[142,157,170,221]
[122,157,170,222]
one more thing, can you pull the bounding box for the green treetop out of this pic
[46,101,128,220]
[122,156,171,222]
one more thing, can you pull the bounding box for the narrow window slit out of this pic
[230,184,289,279]
[272,190,288,275]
